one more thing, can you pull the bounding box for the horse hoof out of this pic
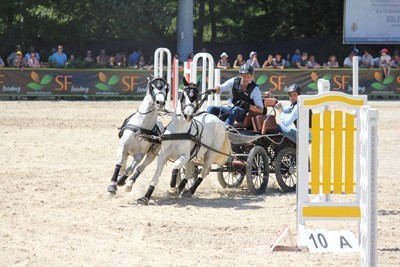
[137,197,149,205]
[125,180,135,192]
[107,184,117,194]
[181,190,192,198]
[117,175,127,186]
[166,188,178,198]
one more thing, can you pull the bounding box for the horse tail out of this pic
[213,131,232,165]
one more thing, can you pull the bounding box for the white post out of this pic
[214,68,221,106]
[360,107,378,267]
[183,61,191,83]
[172,58,179,109]
[352,56,359,95]
[191,53,215,110]
[317,79,330,94]
[154,48,172,107]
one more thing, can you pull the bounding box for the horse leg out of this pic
[107,151,129,195]
[137,150,169,205]
[181,161,211,198]
[117,152,144,187]
[166,169,180,198]
[166,155,191,198]
[107,140,131,195]
[125,151,155,192]
[107,164,122,194]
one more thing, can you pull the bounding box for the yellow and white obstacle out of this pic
[296,90,378,266]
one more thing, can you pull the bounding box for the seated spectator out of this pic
[119,54,128,68]
[25,46,40,61]
[360,49,374,68]
[247,51,260,68]
[47,48,56,65]
[284,53,292,68]
[128,49,140,68]
[262,54,275,69]
[390,54,400,69]
[373,57,380,68]
[308,55,321,69]
[379,48,391,78]
[96,49,109,68]
[291,49,301,67]
[145,56,154,70]
[83,50,95,67]
[7,44,22,67]
[114,52,124,66]
[67,54,77,68]
[52,45,67,68]
[233,53,246,69]
[217,52,231,69]
[0,56,5,67]
[27,52,40,68]
[137,55,146,69]
[323,55,339,68]
[274,52,286,69]
[107,55,117,68]
[12,51,27,69]
[296,52,309,69]
[343,51,357,68]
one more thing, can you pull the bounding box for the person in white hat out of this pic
[379,48,391,78]
[247,51,260,68]
[217,52,231,69]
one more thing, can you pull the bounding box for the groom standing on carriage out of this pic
[206,63,264,125]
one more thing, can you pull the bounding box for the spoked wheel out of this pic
[246,146,269,195]
[217,165,245,188]
[274,147,297,192]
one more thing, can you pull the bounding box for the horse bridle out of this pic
[149,77,169,102]
[139,77,169,115]
[180,85,200,116]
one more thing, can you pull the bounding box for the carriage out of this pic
[107,76,297,203]
[177,96,298,196]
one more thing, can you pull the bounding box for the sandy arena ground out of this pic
[0,100,399,266]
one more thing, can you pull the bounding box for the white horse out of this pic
[137,77,232,205]
[107,76,169,195]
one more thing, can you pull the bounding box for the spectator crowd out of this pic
[1,44,399,77]
[0,45,154,70]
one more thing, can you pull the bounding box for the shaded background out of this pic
[0,0,398,65]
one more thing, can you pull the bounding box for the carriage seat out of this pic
[233,110,260,129]
[251,97,278,134]
[252,114,278,134]
[232,97,278,130]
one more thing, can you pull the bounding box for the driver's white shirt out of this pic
[218,77,263,108]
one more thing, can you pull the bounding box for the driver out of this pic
[275,84,302,143]
[207,63,264,125]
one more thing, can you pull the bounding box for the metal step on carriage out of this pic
[178,97,298,195]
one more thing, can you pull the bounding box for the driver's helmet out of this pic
[239,63,254,75]
[286,84,302,95]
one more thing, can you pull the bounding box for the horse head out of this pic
[180,77,200,121]
[147,76,169,110]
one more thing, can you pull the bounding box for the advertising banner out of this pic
[0,68,399,97]
[344,0,400,43]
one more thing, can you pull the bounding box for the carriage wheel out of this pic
[274,147,297,192]
[245,146,269,195]
[217,167,245,188]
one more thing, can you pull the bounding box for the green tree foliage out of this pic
[0,0,343,52]
[193,0,342,42]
